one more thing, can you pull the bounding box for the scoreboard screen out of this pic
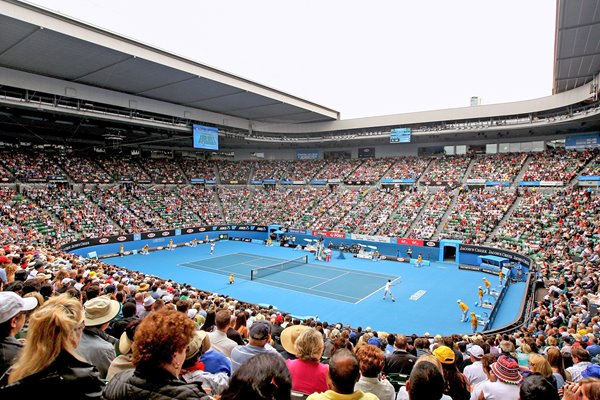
[390,128,411,143]
[193,124,219,150]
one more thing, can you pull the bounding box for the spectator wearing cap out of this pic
[355,344,395,400]
[26,261,46,281]
[307,348,377,400]
[463,344,486,385]
[181,330,230,395]
[271,314,285,352]
[208,310,237,358]
[478,355,522,399]
[285,327,328,394]
[384,334,417,375]
[566,346,592,382]
[433,345,471,400]
[75,295,120,379]
[0,255,10,283]
[230,320,282,373]
[0,291,38,378]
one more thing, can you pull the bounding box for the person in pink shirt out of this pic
[284,327,329,394]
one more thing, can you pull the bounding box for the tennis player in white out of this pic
[383,279,396,302]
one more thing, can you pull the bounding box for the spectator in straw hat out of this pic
[75,295,120,379]
[280,324,310,359]
[181,330,229,395]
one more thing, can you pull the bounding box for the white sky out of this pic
[27,0,557,120]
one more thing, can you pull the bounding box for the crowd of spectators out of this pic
[468,153,528,182]
[217,160,252,183]
[422,156,472,185]
[0,149,599,399]
[382,157,430,180]
[409,190,454,240]
[313,159,361,181]
[0,150,65,182]
[439,188,517,244]
[96,156,152,182]
[580,153,600,177]
[375,191,428,238]
[346,159,394,182]
[180,159,217,181]
[143,158,187,184]
[55,153,113,183]
[521,150,595,183]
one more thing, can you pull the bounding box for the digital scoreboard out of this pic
[390,128,411,143]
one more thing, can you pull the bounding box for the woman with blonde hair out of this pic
[4,263,17,283]
[285,327,328,394]
[528,353,558,388]
[0,294,105,398]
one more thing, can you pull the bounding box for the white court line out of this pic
[177,263,251,279]
[310,272,350,289]
[254,276,360,302]
[355,276,402,304]
[304,263,399,279]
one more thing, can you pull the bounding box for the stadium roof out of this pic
[0,0,339,124]
[554,0,600,94]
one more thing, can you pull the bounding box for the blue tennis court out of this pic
[106,240,526,334]
[179,252,399,303]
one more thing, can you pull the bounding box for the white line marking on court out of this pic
[310,272,350,289]
[254,277,360,302]
[355,276,402,304]
[409,290,427,301]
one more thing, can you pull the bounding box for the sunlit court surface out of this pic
[106,240,526,334]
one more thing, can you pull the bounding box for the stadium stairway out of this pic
[485,195,522,246]
[462,156,477,182]
[511,154,532,187]
[431,189,459,240]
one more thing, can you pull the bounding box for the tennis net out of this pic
[250,255,308,280]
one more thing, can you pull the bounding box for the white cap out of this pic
[0,292,38,324]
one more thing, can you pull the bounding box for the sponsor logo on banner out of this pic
[117,236,127,242]
[288,228,307,234]
[99,238,109,244]
[397,238,424,246]
[540,181,563,187]
[459,264,481,271]
[186,228,194,234]
[425,241,438,247]
[237,226,250,230]
[199,227,206,232]
[351,234,390,243]
[255,226,268,232]
[218,226,228,231]
[466,179,486,185]
[161,231,170,237]
[312,230,346,239]
[459,244,531,266]
[147,233,156,238]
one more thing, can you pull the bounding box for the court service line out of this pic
[304,263,398,279]
[254,277,360,302]
[309,272,351,290]
[355,274,402,305]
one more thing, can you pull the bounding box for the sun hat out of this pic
[280,325,310,353]
[138,283,150,291]
[83,296,120,326]
[185,330,211,362]
[0,292,38,324]
[143,296,156,308]
[491,355,523,385]
[433,345,455,364]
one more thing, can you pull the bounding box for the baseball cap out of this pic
[249,320,271,340]
[467,345,484,359]
[433,345,455,364]
[0,292,39,324]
